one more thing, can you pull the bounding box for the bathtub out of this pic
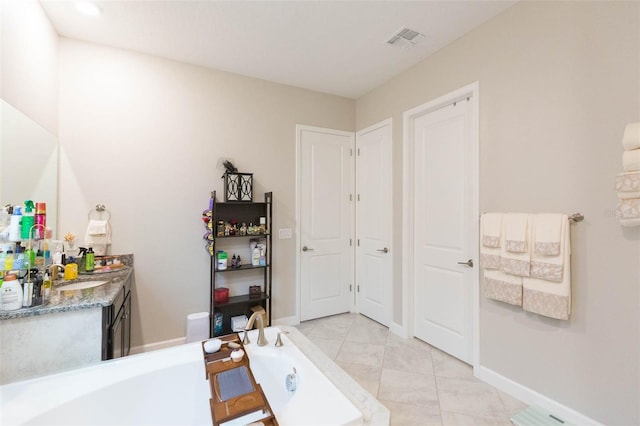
[0,326,364,426]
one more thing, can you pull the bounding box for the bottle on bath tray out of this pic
[0,274,23,311]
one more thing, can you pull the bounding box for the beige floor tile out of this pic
[383,340,434,376]
[305,335,344,360]
[336,340,386,367]
[378,368,439,408]
[336,360,381,397]
[307,320,351,340]
[380,399,442,426]
[431,347,473,379]
[295,320,317,335]
[436,376,508,419]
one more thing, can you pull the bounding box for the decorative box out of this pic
[231,315,248,332]
[223,172,253,202]
[249,285,261,297]
[214,287,229,304]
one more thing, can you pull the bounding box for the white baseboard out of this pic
[129,337,186,355]
[389,321,408,338]
[475,365,602,426]
[273,315,298,326]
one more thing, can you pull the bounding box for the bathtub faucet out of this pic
[242,312,268,346]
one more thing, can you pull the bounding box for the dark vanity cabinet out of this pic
[101,275,132,359]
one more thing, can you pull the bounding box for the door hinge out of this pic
[349,238,352,246]
[349,193,352,201]
[357,239,360,246]
[357,194,360,201]
[357,284,360,292]
[350,284,352,292]
[357,148,360,156]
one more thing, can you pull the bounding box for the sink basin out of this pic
[55,280,109,291]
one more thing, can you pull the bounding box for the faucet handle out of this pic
[275,331,289,347]
[242,329,251,345]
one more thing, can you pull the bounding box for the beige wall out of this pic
[58,38,355,347]
[357,1,639,424]
[0,0,58,135]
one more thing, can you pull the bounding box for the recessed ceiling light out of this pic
[75,1,102,17]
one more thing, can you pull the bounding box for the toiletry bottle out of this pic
[217,251,228,270]
[8,206,22,242]
[77,247,87,272]
[64,258,78,280]
[259,247,266,266]
[22,275,33,307]
[42,270,52,303]
[3,250,13,270]
[0,274,23,311]
[252,246,260,266]
[85,247,95,272]
[20,200,35,240]
[35,203,46,240]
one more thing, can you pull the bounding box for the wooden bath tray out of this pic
[202,334,278,426]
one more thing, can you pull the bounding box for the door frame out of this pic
[355,118,393,326]
[295,124,356,324]
[401,82,480,367]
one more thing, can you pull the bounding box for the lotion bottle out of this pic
[0,274,23,311]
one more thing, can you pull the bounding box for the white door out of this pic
[298,126,354,321]
[355,119,392,327]
[410,95,476,363]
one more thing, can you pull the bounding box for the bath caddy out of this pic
[202,335,278,426]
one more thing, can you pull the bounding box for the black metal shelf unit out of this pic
[208,191,272,337]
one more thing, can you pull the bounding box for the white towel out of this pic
[620,217,640,227]
[481,213,503,248]
[523,219,571,320]
[623,122,640,151]
[533,213,564,256]
[616,171,640,199]
[483,269,522,306]
[530,215,568,282]
[623,149,640,172]
[87,220,108,235]
[85,220,112,255]
[500,214,532,276]
[617,198,640,219]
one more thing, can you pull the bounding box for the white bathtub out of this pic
[0,326,363,426]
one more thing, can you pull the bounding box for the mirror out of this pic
[0,100,58,238]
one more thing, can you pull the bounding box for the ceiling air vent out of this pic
[386,27,425,49]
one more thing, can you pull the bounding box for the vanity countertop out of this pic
[0,257,133,321]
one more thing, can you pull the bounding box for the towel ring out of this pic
[88,204,111,221]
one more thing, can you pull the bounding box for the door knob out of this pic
[376,247,389,253]
[302,246,314,252]
[457,259,474,268]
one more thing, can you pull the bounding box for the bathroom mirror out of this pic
[0,100,58,238]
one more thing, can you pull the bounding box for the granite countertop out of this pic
[0,255,133,321]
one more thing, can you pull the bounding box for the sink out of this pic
[55,280,109,291]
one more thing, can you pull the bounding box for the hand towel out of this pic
[620,217,640,227]
[617,198,640,219]
[533,213,564,256]
[480,213,502,269]
[85,220,112,256]
[87,220,108,235]
[623,149,640,172]
[616,171,640,199]
[481,213,503,247]
[503,213,529,253]
[500,214,531,276]
[530,214,567,282]
[523,220,571,320]
[483,269,522,306]
[623,122,640,151]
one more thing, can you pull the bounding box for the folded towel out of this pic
[617,198,640,219]
[87,220,108,235]
[503,213,529,253]
[623,149,640,172]
[620,217,640,227]
[623,122,640,151]
[523,221,571,320]
[530,214,568,282]
[615,171,640,199]
[483,270,522,306]
[533,213,564,256]
[500,214,532,276]
[481,213,503,248]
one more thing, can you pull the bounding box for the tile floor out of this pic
[296,313,527,426]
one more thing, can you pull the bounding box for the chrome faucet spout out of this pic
[244,312,268,346]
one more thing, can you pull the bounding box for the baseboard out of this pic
[273,315,298,326]
[389,321,408,338]
[129,337,186,355]
[475,365,602,426]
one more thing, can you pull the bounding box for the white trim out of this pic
[129,337,185,355]
[295,125,356,323]
[355,117,393,327]
[475,366,603,426]
[401,82,480,367]
[389,321,408,338]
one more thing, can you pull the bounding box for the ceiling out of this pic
[40,0,517,99]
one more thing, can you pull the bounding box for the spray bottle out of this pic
[20,200,35,240]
